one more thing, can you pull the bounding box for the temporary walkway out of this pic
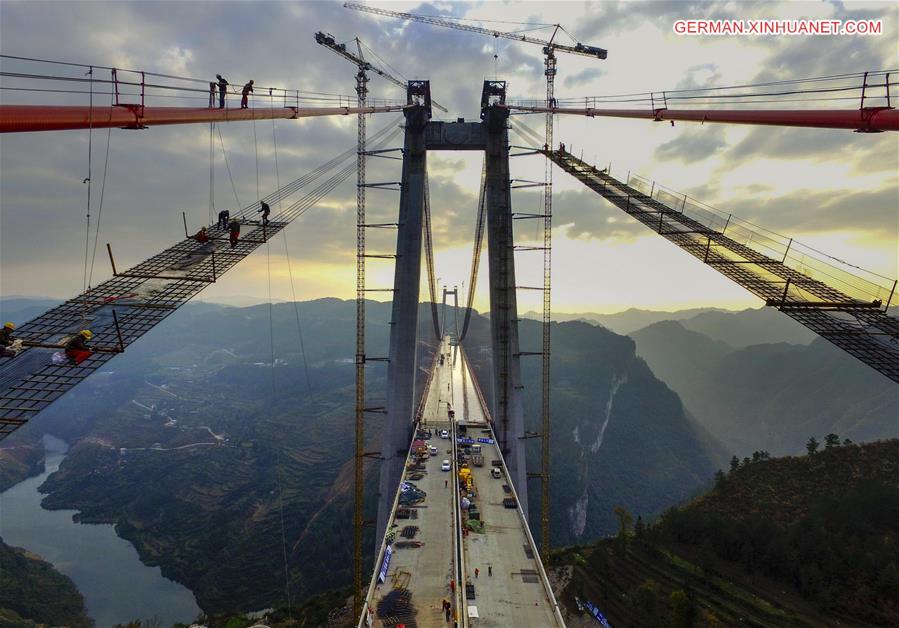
[359,337,563,628]
[0,219,284,439]
[548,148,899,383]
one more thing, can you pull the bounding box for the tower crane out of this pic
[316,30,449,618]
[314,32,448,113]
[344,2,608,558]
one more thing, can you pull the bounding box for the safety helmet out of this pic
[3,322,14,330]
[201,226,208,231]
[80,330,93,340]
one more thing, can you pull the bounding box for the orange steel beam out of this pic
[0,104,404,133]
[507,105,899,132]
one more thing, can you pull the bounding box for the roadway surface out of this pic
[360,338,563,627]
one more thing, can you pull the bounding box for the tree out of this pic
[670,589,696,628]
[843,438,853,446]
[729,456,740,473]
[824,433,840,449]
[714,469,726,487]
[613,505,633,539]
[806,437,819,455]
[634,515,646,539]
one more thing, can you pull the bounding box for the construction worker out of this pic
[208,82,216,108]
[257,201,270,225]
[193,226,210,243]
[0,322,16,358]
[65,330,93,365]
[228,217,241,248]
[217,209,230,229]
[216,74,229,108]
[240,80,254,109]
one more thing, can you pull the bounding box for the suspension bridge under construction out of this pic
[1,6,897,626]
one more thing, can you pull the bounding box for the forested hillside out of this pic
[557,438,899,627]
[0,538,91,627]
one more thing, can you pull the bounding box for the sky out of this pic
[1,0,896,315]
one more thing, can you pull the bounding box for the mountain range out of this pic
[631,319,897,456]
[1,297,721,615]
[523,305,816,345]
[1,296,894,618]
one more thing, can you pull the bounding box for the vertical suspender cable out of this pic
[82,66,94,301]
[459,160,487,341]
[217,125,242,210]
[87,83,114,289]
[270,91,315,418]
[267,91,294,620]
[252,110,260,204]
[209,122,215,225]
[423,175,441,339]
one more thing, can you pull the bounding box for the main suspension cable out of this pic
[460,159,487,341]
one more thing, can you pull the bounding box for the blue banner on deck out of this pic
[456,437,475,444]
[378,544,393,584]
[585,600,611,627]
[476,437,495,444]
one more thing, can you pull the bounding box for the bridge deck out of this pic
[360,338,563,627]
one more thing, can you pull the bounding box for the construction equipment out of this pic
[315,32,448,113]
[343,4,607,60]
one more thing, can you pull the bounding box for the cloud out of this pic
[725,185,898,238]
[655,125,728,163]
[563,68,605,88]
[548,189,649,241]
[1,0,895,304]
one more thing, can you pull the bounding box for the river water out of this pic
[0,435,201,626]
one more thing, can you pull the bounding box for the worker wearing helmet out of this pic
[65,329,93,365]
[0,322,15,358]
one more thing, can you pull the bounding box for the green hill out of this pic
[555,438,899,627]
[0,538,91,627]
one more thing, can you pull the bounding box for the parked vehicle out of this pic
[429,444,438,455]
[472,453,484,467]
[440,429,449,439]
[441,459,451,472]
[491,467,502,479]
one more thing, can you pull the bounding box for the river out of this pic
[0,435,201,626]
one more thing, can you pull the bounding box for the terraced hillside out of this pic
[556,439,899,627]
